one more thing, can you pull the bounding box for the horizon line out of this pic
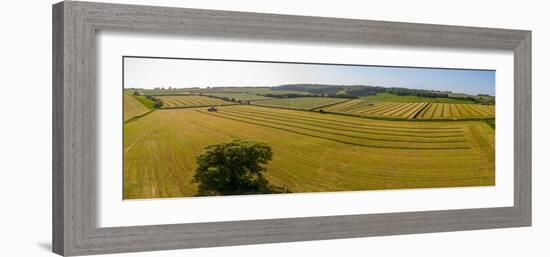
[124,84,494,97]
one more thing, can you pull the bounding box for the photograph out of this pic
[123,56,496,199]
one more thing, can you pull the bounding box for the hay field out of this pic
[124,95,152,122]
[202,92,273,101]
[360,93,473,103]
[250,97,348,110]
[157,95,236,108]
[415,103,495,119]
[124,105,495,199]
[323,99,495,120]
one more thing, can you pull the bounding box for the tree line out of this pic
[272,84,495,104]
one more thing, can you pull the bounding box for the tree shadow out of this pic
[194,175,291,196]
[254,176,292,194]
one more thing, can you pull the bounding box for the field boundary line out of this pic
[412,102,431,119]
[405,103,427,119]
[124,109,156,124]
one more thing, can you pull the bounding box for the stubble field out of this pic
[157,95,236,108]
[250,97,349,110]
[123,104,495,199]
[322,99,495,120]
[123,95,152,122]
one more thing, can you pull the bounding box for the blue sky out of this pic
[124,57,495,96]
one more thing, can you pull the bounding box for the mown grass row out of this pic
[157,95,233,108]
[416,103,494,119]
[201,92,273,101]
[320,99,495,120]
[201,110,468,150]
[232,105,463,131]
[220,109,466,143]
[224,108,465,137]
[322,99,363,111]
[250,97,349,110]
[199,107,470,150]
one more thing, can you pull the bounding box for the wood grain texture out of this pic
[52,2,65,255]
[52,1,531,256]
[514,32,532,224]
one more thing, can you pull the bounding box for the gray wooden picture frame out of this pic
[52,1,531,256]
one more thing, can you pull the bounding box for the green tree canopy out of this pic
[193,140,289,196]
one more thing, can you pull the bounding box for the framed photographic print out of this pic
[52,1,531,256]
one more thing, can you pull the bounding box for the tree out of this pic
[192,140,289,196]
[153,101,162,109]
